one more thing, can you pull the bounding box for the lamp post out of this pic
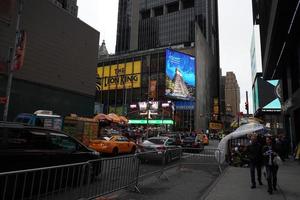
[162,101,172,132]
[3,0,23,121]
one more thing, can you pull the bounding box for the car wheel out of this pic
[130,146,136,154]
[112,147,118,156]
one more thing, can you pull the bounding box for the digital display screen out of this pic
[253,76,281,112]
[165,49,195,101]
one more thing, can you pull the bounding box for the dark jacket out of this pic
[262,145,277,166]
[247,141,262,163]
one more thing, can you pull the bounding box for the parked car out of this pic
[181,136,204,152]
[0,122,101,173]
[0,122,101,199]
[89,135,136,156]
[137,137,181,163]
[160,133,183,146]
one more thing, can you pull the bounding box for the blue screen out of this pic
[165,49,195,100]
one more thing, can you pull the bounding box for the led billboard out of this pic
[165,49,195,100]
[96,61,141,91]
[253,75,282,113]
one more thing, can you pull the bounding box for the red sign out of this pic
[14,30,27,71]
[0,97,7,104]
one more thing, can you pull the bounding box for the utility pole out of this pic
[3,0,23,121]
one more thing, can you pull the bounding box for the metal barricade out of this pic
[0,162,89,200]
[82,155,140,199]
[0,155,140,200]
[0,148,226,200]
[180,148,223,173]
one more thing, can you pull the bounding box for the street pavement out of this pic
[204,160,300,200]
[104,164,220,200]
[100,140,222,200]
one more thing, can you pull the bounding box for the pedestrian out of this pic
[247,133,263,189]
[262,136,279,194]
[295,141,300,161]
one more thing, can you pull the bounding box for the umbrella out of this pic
[216,122,267,164]
[119,116,128,124]
[94,113,113,122]
[107,113,121,123]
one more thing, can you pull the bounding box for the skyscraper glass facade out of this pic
[115,0,219,57]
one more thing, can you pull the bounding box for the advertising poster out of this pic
[165,49,195,100]
[97,61,141,91]
[149,80,157,99]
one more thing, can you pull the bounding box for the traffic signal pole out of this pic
[246,91,249,115]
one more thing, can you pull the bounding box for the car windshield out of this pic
[148,138,166,145]
[184,137,195,142]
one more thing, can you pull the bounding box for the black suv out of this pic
[0,122,102,199]
[0,122,101,172]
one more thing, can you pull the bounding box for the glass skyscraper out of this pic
[116,0,219,58]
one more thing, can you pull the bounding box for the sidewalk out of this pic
[204,160,300,200]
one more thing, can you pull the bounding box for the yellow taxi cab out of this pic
[89,135,136,156]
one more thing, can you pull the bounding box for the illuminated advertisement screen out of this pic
[96,61,141,91]
[253,75,282,112]
[165,49,195,100]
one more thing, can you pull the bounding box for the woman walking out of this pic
[262,136,279,195]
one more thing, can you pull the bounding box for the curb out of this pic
[200,166,230,200]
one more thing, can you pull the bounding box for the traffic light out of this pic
[245,102,249,111]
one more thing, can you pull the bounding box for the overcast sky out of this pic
[77,0,254,114]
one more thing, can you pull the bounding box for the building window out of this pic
[167,2,179,14]
[182,0,195,9]
[140,9,150,19]
[153,6,164,17]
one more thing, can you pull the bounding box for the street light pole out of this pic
[3,0,23,121]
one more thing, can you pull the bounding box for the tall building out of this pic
[0,0,99,120]
[250,25,262,83]
[98,0,220,131]
[98,40,109,60]
[50,0,78,17]
[252,0,300,149]
[219,75,226,116]
[225,72,240,118]
[250,24,283,134]
[115,0,219,58]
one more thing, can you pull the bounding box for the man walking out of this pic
[247,134,263,188]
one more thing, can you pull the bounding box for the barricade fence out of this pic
[0,148,225,200]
